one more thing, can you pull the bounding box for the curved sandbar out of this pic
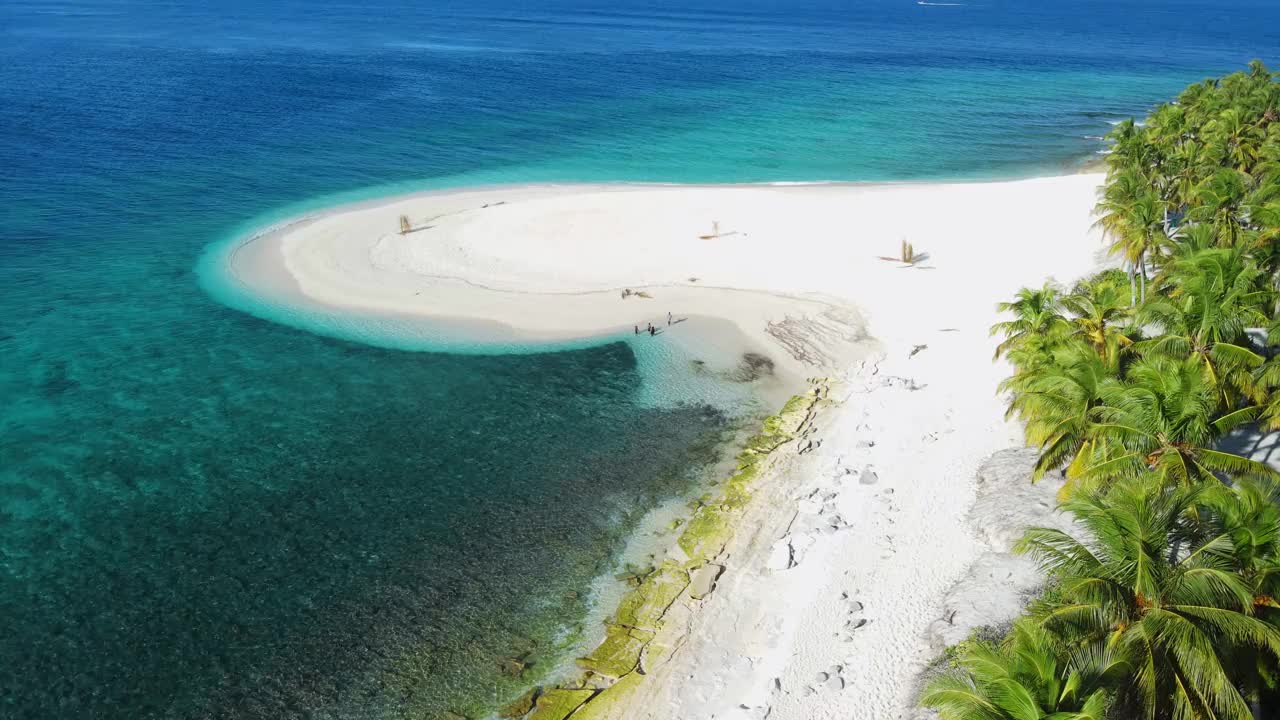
[219,174,1109,718]
[220,176,1103,383]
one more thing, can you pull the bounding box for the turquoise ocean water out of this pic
[3,0,1279,717]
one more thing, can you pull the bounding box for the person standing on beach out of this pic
[667,311,672,326]
[634,325,639,335]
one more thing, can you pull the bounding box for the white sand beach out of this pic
[224,174,1107,719]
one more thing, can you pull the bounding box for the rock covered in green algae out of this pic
[741,431,788,456]
[675,392,817,562]
[544,391,825,719]
[676,504,734,561]
[611,562,688,630]
[675,457,764,560]
[575,625,654,678]
[566,671,646,720]
[577,561,692,679]
[498,688,538,718]
[763,393,815,438]
[526,688,594,720]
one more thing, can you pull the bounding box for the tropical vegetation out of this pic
[926,62,1280,719]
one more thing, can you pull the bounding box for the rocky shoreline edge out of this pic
[461,383,831,720]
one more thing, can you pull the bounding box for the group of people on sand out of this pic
[635,312,676,337]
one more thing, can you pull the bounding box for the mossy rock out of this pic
[527,688,595,720]
[737,394,815,457]
[676,394,817,561]
[677,505,734,561]
[498,688,538,718]
[576,625,654,678]
[611,562,688,630]
[568,671,646,720]
[740,432,782,456]
[720,464,760,508]
[761,394,814,438]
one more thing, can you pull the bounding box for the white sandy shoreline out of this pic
[215,181,887,380]
[213,173,1107,719]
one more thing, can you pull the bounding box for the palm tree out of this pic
[921,620,1121,720]
[991,285,1069,364]
[1259,137,1280,179]
[1206,479,1280,716]
[1134,248,1269,410]
[1188,169,1252,247]
[1081,356,1274,487]
[1177,79,1223,122]
[1147,103,1188,154]
[1244,174,1280,246]
[1258,373,1280,434]
[1166,139,1213,211]
[1096,174,1167,303]
[1205,480,1280,602]
[1016,477,1280,720]
[1154,223,1219,281]
[1254,352,1280,432]
[1247,59,1273,82]
[1001,342,1114,483]
[1106,119,1157,177]
[1206,108,1266,172]
[1062,272,1136,366]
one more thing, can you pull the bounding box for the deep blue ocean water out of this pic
[2,0,1279,718]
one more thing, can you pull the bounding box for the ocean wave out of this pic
[384,41,527,53]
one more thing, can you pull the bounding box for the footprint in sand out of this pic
[835,594,870,642]
[805,664,848,694]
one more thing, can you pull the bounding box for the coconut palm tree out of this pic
[1062,271,1137,365]
[1147,103,1189,153]
[1244,173,1280,241]
[1096,175,1167,303]
[1259,137,1280,179]
[1154,223,1219,280]
[1001,342,1114,483]
[1178,79,1223,122]
[1080,356,1274,487]
[1250,353,1280,432]
[1206,479,1280,716]
[1258,367,1280,433]
[1204,480,1280,602]
[1106,119,1157,177]
[1016,477,1280,720]
[921,619,1122,720]
[1247,59,1274,83]
[1188,169,1253,247]
[1166,139,1214,212]
[1134,248,1269,410]
[1238,177,1280,280]
[1207,108,1267,172]
[991,285,1069,364]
